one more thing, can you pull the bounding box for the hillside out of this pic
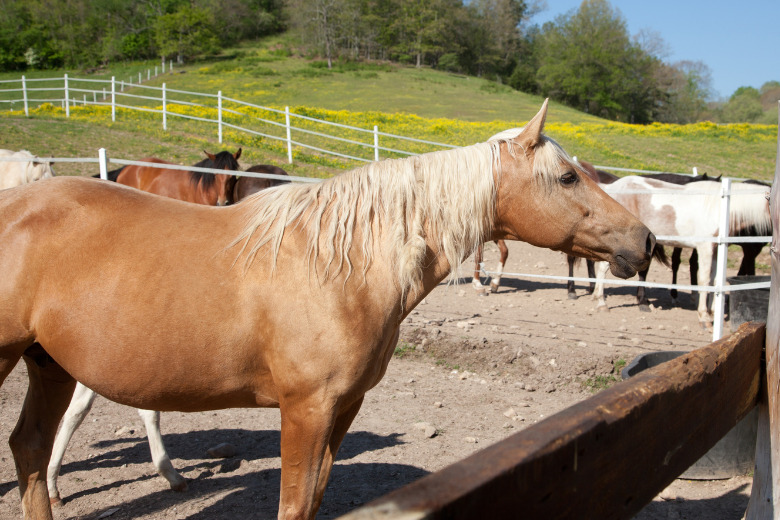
[0,40,777,180]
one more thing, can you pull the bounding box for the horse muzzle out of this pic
[609,230,655,279]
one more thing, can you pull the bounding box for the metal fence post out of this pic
[98,148,109,180]
[374,125,379,161]
[162,83,167,131]
[64,74,70,117]
[22,75,28,117]
[218,90,223,144]
[111,77,116,122]
[712,178,732,341]
[285,106,293,164]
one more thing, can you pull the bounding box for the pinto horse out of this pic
[593,176,770,324]
[0,101,656,520]
[107,148,242,206]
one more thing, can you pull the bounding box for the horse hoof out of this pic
[489,283,499,293]
[638,304,651,313]
[50,496,63,507]
[596,305,609,313]
[170,479,188,493]
[567,292,577,300]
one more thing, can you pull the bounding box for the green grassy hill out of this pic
[1,38,777,180]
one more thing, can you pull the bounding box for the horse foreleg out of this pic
[47,382,98,505]
[137,409,187,492]
[592,261,610,311]
[636,266,650,312]
[695,245,715,326]
[586,260,596,295]
[738,243,764,277]
[278,395,341,520]
[11,345,76,520]
[311,397,364,514]
[566,256,577,299]
[670,248,682,303]
[472,244,486,292]
[488,240,509,293]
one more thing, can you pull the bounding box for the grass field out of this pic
[1,37,777,181]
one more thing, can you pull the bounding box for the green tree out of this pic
[721,87,764,123]
[535,0,660,122]
[154,4,219,63]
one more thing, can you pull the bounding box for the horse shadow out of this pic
[39,428,422,519]
[632,483,750,520]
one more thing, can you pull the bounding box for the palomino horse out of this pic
[107,148,242,206]
[0,101,656,520]
[593,176,770,324]
[0,150,55,189]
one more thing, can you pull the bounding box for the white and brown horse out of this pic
[0,101,655,520]
[593,176,770,324]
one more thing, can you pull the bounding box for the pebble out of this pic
[577,341,587,348]
[433,401,443,408]
[219,459,243,473]
[207,443,238,459]
[114,426,134,436]
[413,422,438,438]
[464,436,478,443]
[503,408,517,418]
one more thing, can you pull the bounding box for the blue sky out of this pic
[530,1,780,100]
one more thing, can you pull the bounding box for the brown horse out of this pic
[233,164,290,202]
[107,148,242,206]
[0,101,656,520]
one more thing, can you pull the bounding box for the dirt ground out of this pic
[0,240,769,519]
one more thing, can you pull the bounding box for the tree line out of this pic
[1,0,776,125]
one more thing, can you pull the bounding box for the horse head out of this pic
[490,100,655,279]
[201,148,242,206]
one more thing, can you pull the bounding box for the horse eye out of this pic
[560,171,578,186]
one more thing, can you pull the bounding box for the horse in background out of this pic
[593,177,770,324]
[0,149,55,189]
[233,164,290,202]
[105,148,241,206]
[0,101,658,519]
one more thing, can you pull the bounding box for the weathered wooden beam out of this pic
[746,101,780,519]
[341,322,764,520]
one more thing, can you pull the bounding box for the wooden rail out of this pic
[341,322,765,520]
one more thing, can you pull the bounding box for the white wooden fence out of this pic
[0,148,771,341]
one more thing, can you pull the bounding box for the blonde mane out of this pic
[232,133,568,294]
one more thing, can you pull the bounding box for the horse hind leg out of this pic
[488,240,508,293]
[592,261,610,312]
[47,382,98,505]
[137,409,187,492]
[10,344,76,520]
[472,244,487,293]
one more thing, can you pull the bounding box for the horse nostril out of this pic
[646,232,656,257]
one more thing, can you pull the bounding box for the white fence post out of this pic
[162,83,167,131]
[218,90,223,144]
[155,66,158,76]
[170,59,173,71]
[22,75,28,117]
[162,57,165,73]
[64,74,70,117]
[98,148,109,180]
[374,125,379,161]
[147,69,150,81]
[285,106,293,164]
[111,77,116,122]
[138,72,142,84]
[712,178,732,341]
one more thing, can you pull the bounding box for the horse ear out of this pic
[234,148,242,160]
[514,99,548,148]
[204,150,216,161]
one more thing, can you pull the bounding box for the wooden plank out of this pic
[746,102,780,519]
[340,322,764,520]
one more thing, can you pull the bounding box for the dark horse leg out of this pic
[10,344,76,516]
[690,248,699,302]
[670,248,682,302]
[637,267,651,312]
[567,257,596,299]
[738,243,764,276]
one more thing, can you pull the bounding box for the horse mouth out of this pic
[610,255,638,279]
